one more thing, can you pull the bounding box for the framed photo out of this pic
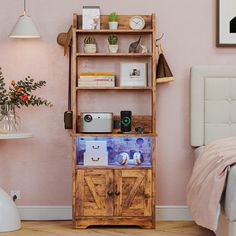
[120,63,147,87]
[82,6,100,30]
[217,0,236,46]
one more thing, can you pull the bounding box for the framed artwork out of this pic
[217,0,236,46]
[82,6,100,30]
[120,63,147,87]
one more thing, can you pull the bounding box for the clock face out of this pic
[129,16,145,30]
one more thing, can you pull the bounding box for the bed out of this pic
[190,65,236,236]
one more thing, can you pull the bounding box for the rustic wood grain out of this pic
[151,14,157,228]
[76,115,152,134]
[76,53,153,57]
[75,169,114,217]
[72,14,156,229]
[118,170,152,218]
[76,29,153,34]
[75,15,153,30]
[74,217,154,229]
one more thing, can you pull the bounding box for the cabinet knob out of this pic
[144,194,150,199]
[107,191,114,197]
[115,191,120,196]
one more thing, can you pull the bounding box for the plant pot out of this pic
[108,44,119,53]
[84,44,97,53]
[109,22,119,30]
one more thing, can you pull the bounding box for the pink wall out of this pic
[0,0,235,206]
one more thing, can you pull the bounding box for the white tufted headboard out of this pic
[191,66,236,147]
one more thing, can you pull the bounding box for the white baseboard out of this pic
[18,205,192,221]
[156,205,192,221]
[18,206,72,220]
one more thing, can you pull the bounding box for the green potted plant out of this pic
[108,12,118,30]
[83,36,97,53]
[108,35,118,53]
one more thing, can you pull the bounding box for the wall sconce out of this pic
[9,0,40,38]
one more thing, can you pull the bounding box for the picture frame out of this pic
[82,6,100,30]
[217,0,236,46]
[120,63,147,87]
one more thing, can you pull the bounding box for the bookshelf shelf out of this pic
[76,86,152,90]
[71,132,156,137]
[156,77,175,84]
[76,165,152,169]
[76,53,152,57]
[71,14,157,230]
[76,29,153,34]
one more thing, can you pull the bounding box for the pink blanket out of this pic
[187,136,236,231]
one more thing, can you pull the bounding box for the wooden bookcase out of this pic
[71,14,157,229]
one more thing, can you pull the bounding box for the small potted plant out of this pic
[108,12,119,30]
[108,35,118,53]
[84,36,97,53]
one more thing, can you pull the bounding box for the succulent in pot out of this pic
[108,35,118,53]
[84,36,97,53]
[108,12,119,30]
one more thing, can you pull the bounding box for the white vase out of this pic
[84,44,97,53]
[108,44,119,53]
[109,22,118,30]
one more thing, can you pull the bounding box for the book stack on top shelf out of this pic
[78,72,115,87]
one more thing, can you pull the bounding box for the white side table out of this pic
[0,133,33,232]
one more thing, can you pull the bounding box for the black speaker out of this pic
[120,111,132,133]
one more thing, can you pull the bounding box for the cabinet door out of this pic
[75,169,114,217]
[114,169,152,217]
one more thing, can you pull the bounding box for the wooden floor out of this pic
[1,221,215,236]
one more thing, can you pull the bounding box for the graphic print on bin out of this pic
[76,136,152,166]
[84,141,108,166]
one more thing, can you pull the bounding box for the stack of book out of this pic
[78,72,115,87]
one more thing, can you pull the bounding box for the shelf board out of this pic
[76,86,152,90]
[156,77,175,84]
[71,133,156,137]
[76,165,152,169]
[76,29,153,34]
[76,53,152,57]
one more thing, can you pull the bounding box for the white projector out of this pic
[80,112,113,133]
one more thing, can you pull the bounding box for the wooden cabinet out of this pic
[114,169,152,217]
[75,169,152,217]
[75,168,153,228]
[71,14,157,229]
[75,169,113,217]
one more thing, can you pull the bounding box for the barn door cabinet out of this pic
[75,169,152,221]
[71,14,158,229]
